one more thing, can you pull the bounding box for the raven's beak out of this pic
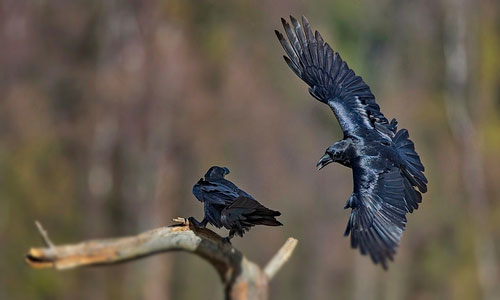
[316,153,333,170]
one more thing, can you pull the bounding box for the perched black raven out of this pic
[276,16,427,268]
[189,166,282,242]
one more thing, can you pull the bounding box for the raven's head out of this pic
[317,140,351,170]
[205,166,230,179]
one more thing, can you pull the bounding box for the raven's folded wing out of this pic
[193,180,239,205]
[345,167,407,269]
[221,197,282,229]
[276,16,391,138]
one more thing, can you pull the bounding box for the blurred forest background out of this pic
[2,0,500,299]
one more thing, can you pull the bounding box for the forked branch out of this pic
[26,219,297,300]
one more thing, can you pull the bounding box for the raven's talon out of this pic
[222,237,232,245]
[187,217,200,227]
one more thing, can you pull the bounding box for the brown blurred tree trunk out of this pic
[443,0,499,299]
[353,254,376,300]
[134,3,175,299]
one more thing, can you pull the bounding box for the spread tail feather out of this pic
[394,129,427,193]
[393,129,427,213]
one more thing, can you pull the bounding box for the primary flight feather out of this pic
[275,16,427,268]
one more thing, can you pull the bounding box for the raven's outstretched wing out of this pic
[276,16,393,138]
[344,166,407,269]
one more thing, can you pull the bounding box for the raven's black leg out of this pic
[188,217,208,228]
[344,194,358,209]
[236,224,245,237]
[223,230,235,244]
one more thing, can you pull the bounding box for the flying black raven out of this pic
[189,166,282,242]
[276,16,427,268]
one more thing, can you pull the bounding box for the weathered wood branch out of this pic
[26,218,297,300]
[263,237,297,280]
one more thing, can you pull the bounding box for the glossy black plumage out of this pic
[190,166,282,241]
[276,16,428,268]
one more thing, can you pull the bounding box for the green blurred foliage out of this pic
[1,0,500,299]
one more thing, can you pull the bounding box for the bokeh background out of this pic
[2,0,500,299]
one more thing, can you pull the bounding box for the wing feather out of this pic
[221,196,282,231]
[345,167,407,269]
[276,16,391,138]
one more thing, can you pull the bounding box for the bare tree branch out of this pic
[26,219,297,300]
[35,220,55,249]
[264,237,297,280]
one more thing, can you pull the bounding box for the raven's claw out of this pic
[188,217,201,227]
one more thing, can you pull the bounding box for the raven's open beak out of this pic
[316,153,333,170]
